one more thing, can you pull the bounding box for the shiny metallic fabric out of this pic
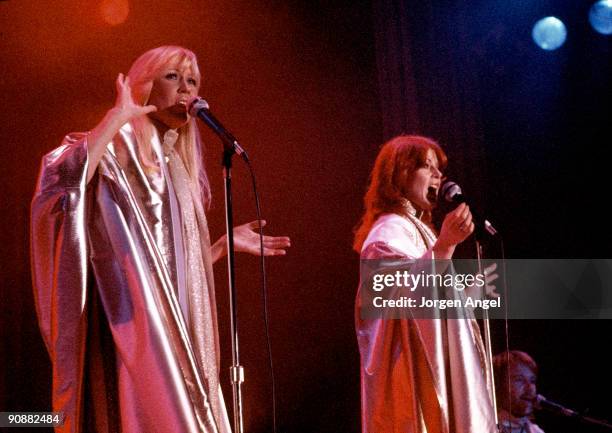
[355,213,497,433]
[31,124,231,433]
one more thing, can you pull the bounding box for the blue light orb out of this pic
[589,0,612,35]
[532,16,567,50]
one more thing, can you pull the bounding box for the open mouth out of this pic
[169,102,189,114]
[426,186,438,203]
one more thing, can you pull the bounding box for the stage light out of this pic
[532,16,567,51]
[100,0,129,26]
[589,0,612,35]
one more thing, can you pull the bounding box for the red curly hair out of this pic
[353,135,447,252]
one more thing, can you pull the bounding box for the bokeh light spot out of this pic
[100,0,129,26]
[589,0,612,35]
[532,16,567,51]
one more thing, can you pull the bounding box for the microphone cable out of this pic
[243,155,278,433]
[499,235,512,426]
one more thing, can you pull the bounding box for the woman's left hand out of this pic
[232,220,291,256]
[465,263,500,299]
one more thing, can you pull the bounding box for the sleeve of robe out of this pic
[31,133,90,433]
[356,238,447,433]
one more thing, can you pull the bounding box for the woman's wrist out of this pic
[211,235,228,263]
[105,107,131,129]
[432,241,455,260]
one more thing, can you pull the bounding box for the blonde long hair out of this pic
[127,45,211,207]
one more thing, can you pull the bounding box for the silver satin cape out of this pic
[355,210,497,433]
[31,123,232,433]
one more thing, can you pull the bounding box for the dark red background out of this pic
[1,1,610,432]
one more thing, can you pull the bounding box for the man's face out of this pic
[503,363,538,417]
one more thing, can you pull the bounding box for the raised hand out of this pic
[110,73,157,123]
[86,74,157,183]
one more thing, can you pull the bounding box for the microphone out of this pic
[188,97,248,160]
[440,181,466,204]
[440,181,498,236]
[536,394,578,417]
[536,395,612,429]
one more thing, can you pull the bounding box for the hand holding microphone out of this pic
[440,181,498,237]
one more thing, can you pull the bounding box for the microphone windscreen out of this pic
[188,96,209,116]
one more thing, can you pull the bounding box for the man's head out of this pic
[493,350,538,418]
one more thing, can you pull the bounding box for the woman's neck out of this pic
[399,198,424,220]
[150,117,171,136]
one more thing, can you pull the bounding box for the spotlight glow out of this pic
[589,0,612,35]
[100,0,129,26]
[532,16,567,51]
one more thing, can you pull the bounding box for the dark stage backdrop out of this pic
[1,1,610,432]
[372,1,611,432]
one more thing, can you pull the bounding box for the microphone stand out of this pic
[213,128,248,433]
[222,145,245,433]
[475,239,498,428]
[190,97,249,433]
[441,182,501,430]
[576,415,612,430]
[538,400,612,430]
[474,221,500,430]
